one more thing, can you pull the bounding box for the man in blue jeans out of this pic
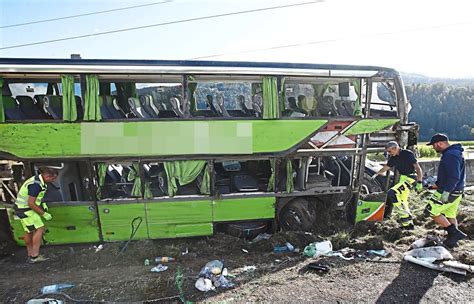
[425,133,467,248]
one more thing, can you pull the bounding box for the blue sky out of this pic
[0,0,473,78]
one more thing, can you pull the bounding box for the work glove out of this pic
[440,191,450,203]
[43,212,53,221]
[415,181,423,193]
[371,173,378,180]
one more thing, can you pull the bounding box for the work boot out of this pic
[443,225,467,248]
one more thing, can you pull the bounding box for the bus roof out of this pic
[0,58,399,78]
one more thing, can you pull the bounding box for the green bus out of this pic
[0,58,416,245]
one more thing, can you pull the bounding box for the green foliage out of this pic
[406,83,474,141]
[417,145,438,158]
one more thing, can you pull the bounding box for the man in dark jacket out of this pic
[425,133,467,248]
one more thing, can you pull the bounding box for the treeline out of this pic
[405,82,474,141]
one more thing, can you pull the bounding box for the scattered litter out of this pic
[181,248,189,256]
[93,244,103,253]
[242,248,249,253]
[27,299,63,304]
[144,259,150,266]
[303,240,333,257]
[367,250,389,257]
[155,256,175,263]
[242,265,257,272]
[151,264,168,272]
[307,262,330,273]
[274,242,295,253]
[195,278,215,292]
[327,252,355,261]
[40,284,74,295]
[275,259,282,263]
[404,246,470,275]
[250,233,272,243]
[196,260,234,291]
[409,236,442,250]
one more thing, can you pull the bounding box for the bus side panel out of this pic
[44,204,100,244]
[213,197,276,222]
[146,200,213,238]
[6,208,25,246]
[97,203,148,241]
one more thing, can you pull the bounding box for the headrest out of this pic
[298,95,317,113]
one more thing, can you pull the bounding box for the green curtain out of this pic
[61,75,77,121]
[267,160,276,191]
[352,80,362,116]
[312,84,329,97]
[263,76,279,119]
[187,76,197,112]
[286,159,294,193]
[0,78,4,123]
[127,163,143,197]
[84,74,102,121]
[164,160,210,197]
[96,163,107,200]
[116,82,137,113]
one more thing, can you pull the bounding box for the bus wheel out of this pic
[279,198,316,231]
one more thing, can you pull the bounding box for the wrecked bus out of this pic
[0,58,416,245]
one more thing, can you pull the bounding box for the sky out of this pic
[0,0,473,78]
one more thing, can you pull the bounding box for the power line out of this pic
[190,22,471,60]
[0,0,173,29]
[0,1,322,51]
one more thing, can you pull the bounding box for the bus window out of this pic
[142,161,209,198]
[191,81,262,118]
[134,83,184,119]
[31,162,90,203]
[283,80,361,117]
[368,80,398,117]
[214,160,272,195]
[4,80,82,121]
[96,163,136,200]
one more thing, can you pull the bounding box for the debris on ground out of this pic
[404,246,473,276]
[303,240,332,257]
[150,264,168,272]
[195,260,234,292]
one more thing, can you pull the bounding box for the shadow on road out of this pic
[376,262,439,303]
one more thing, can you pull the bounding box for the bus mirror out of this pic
[338,82,350,97]
[26,86,34,93]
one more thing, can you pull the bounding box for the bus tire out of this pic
[279,198,316,231]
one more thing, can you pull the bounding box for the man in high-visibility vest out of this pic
[14,167,58,263]
[371,141,423,229]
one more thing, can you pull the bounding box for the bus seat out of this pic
[3,96,27,120]
[43,95,63,119]
[232,174,259,192]
[215,93,230,117]
[128,97,152,118]
[297,95,317,115]
[99,96,114,119]
[236,94,252,116]
[252,95,263,117]
[140,94,159,117]
[205,94,220,116]
[169,96,186,118]
[317,96,339,116]
[105,96,126,118]
[16,95,50,119]
[335,99,353,116]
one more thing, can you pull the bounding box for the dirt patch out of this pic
[0,192,472,303]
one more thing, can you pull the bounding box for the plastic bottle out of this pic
[155,256,175,263]
[40,284,74,295]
